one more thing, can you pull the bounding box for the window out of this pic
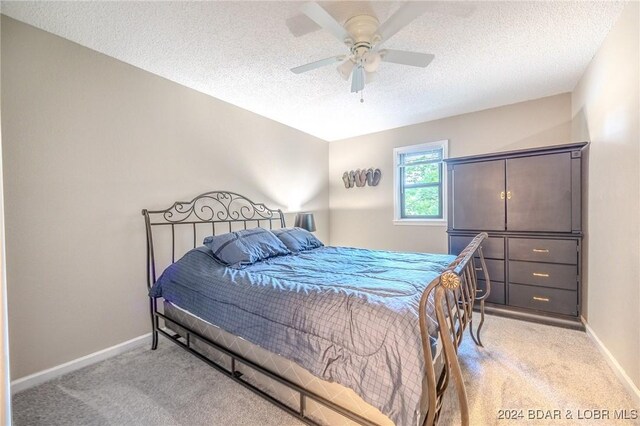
[393,140,448,224]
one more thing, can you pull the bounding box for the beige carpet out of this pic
[13,314,639,425]
[439,314,638,425]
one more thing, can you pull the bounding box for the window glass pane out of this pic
[395,142,446,221]
[403,163,440,185]
[400,149,442,165]
[403,186,441,217]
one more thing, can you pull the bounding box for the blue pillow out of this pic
[272,227,324,253]
[203,228,290,269]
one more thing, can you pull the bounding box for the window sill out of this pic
[393,219,448,227]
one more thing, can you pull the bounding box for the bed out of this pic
[143,191,491,426]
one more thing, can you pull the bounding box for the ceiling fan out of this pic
[290,2,436,99]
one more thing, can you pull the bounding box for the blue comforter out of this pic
[150,246,455,426]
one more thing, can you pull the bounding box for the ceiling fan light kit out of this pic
[337,58,355,80]
[290,2,436,102]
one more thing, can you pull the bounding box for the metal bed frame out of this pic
[142,191,490,426]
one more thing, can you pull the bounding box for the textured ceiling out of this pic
[0,1,625,141]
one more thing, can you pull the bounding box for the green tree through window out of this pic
[396,143,446,219]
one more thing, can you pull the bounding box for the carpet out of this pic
[13,314,638,425]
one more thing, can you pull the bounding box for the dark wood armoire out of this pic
[446,142,588,329]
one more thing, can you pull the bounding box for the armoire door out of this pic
[506,153,572,232]
[450,160,506,230]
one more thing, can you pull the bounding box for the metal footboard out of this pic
[419,232,489,426]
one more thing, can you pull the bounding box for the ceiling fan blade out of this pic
[286,13,321,37]
[350,65,365,93]
[300,2,351,44]
[291,55,345,74]
[376,2,432,45]
[381,50,434,67]
[424,1,476,18]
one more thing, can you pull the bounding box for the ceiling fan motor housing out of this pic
[344,15,381,56]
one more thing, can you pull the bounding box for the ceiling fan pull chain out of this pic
[359,78,365,103]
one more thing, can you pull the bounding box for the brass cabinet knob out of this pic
[500,191,505,200]
[506,191,512,200]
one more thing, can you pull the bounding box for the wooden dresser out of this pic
[445,142,588,329]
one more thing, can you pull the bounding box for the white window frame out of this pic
[393,140,448,226]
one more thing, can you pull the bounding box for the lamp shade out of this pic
[294,212,316,232]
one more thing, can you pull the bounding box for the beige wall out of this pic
[329,93,572,252]
[0,13,13,424]
[1,16,329,380]
[571,2,639,389]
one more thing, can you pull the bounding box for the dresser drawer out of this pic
[509,284,578,316]
[509,261,577,290]
[509,238,577,264]
[450,236,504,259]
[475,258,505,283]
[477,279,505,305]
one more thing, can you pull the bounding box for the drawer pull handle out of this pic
[533,272,549,278]
[475,267,483,271]
[533,296,550,302]
[532,248,549,253]
[476,289,484,293]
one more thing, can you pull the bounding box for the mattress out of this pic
[163,301,446,426]
[151,245,455,426]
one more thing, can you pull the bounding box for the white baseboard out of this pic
[583,318,640,405]
[11,332,153,394]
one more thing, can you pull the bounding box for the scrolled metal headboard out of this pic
[142,191,285,289]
